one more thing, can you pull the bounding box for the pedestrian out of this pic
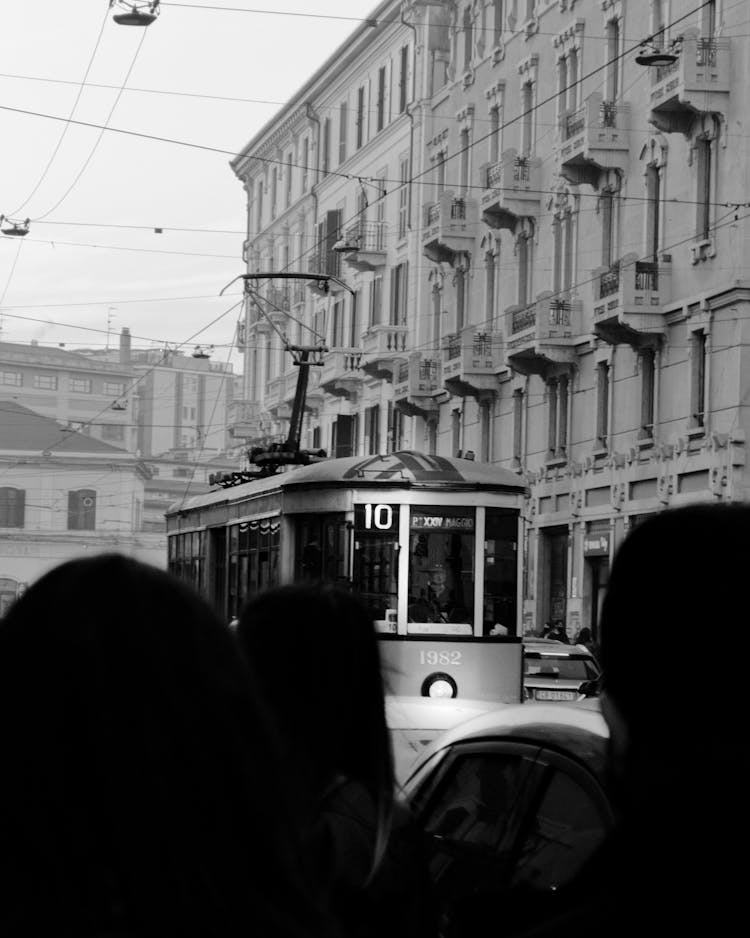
[509,504,748,937]
[0,554,330,938]
[236,583,437,938]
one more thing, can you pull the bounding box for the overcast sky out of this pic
[0,0,379,370]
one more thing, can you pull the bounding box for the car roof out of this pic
[385,695,503,731]
[523,640,594,656]
[408,701,610,783]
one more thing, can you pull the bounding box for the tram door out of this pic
[208,526,227,617]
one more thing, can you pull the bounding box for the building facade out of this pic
[0,401,157,610]
[231,0,748,641]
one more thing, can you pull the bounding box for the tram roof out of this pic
[168,451,527,517]
[281,451,528,492]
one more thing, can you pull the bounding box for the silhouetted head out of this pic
[237,583,393,811]
[600,504,749,805]
[0,554,321,938]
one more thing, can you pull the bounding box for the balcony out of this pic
[648,32,730,135]
[341,221,387,272]
[360,324,409,380]
[480,149,542,230]
[592,253,671,346]
[442,327,508,398]
[307,252,342,296]
[393,354,443,418]
[422,192,478,264]
[227,400,261,439]
[319,348,363,400]
[505,292,583,376]
[264,375,291,419]
[556,93,630,187]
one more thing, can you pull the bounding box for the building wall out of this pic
[230,0,748,639]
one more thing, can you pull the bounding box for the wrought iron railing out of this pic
[473,332,491,356]
[513,157,530,182]
[426,203,440,225]
[486,162,503,188]
[419,358,439,381]
[396,361,409,383]
[450,199,466,220]
[511,304,536,333]
[599,99,617,127]
[549,299,571,327]
[600,264,620,298]
[696,38,718,68]
[565,108,586,140]
[445,333,461,360]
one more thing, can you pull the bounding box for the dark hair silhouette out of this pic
[237,583,395,872]
[0,554,324,938]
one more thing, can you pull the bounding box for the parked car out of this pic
[523,638,601,703]
[386,695,503,785]
[402,702,613,936]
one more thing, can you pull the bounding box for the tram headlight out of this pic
[421,672,458,699]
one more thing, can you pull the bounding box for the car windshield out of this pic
[524,654,599,681]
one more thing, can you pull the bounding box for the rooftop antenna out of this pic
[110,1,161,26]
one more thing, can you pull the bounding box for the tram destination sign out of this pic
[411,511,474,531]
[354,503,400,534]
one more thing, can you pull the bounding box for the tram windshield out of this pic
[408,506,475,635]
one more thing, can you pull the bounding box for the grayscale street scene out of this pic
[0,3,741,936]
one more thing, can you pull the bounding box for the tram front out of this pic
[280,451,528,704]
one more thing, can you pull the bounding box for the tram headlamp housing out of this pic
[421,672,458,699]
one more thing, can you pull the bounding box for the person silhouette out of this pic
[0,554,329,938]
[236,583,436,938]
[511,504,748,938]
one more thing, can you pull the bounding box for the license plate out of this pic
[535,689,576,701]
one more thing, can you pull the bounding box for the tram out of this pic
[166,450,528,703]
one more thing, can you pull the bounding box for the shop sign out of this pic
[583,533,610,557]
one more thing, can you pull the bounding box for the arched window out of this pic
[68,489,96,531]
[0,488,25,528]
[463,6,473,70]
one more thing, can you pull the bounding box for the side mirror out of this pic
[578,679,600,698]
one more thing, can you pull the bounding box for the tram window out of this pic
[295,515,349,584]
[483,510,518,636]
[353,533,398,627]
[408,507,475,634]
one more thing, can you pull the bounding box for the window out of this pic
[695,135,712,242]
[595,361,610,449]
[455,263,468,332]
[0,371,22,387]
[462,7,474,71]
[387,401,404,453]
[339,101,348,164]
[459,128,470,192]
[365,405,380,455]
[520,81,534,156]
[513,388,524,466]
[547,375,569,460]
[0,488,25,528]
[321,121,330,177]
[68,489,96,531]
[702,0,716,36]
[645,163,662,261]
[606,19,620,101]
[517,232,533,307]
[332,299,345,348]
[256,180,263,232]
[452,408,462,457]
[436,150,446,197]
[485,250,497,325]
[567,49,579,113]
[300,138,309,192]
[398,44,409,113]
[286,150,294,204]
[391,262,409,326]
[689,330,707,430]
[480,400,492,463]
[489,106,501,163]
[493,0,504,45]
[377,66,386,132]
[102,424,125,442]
[640,347,656,440]
[33,374,58,390]
[600,189,616,268]
[553,205,575,294]
[103,381,125,396]
[270,167,278,219]
[398,156,409,239]
[70,377,92,393]
[369,275,383,327]
[332,414,356,458]
[349,292,359,347]
[356,85,366,150]
[432,281,443,349]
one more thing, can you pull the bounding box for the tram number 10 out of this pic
[356,503,399,533]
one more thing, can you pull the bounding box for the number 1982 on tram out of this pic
[166,451,528,703]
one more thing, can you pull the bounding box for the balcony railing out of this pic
[445,332,462,360]
[422,192,478,264]
[426,203,440,225]
[511,304,537,333]
[592,253,671,346]
[345,220,387,252]
[600,264,620,298]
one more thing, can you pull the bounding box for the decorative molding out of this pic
[553,18,585,48]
